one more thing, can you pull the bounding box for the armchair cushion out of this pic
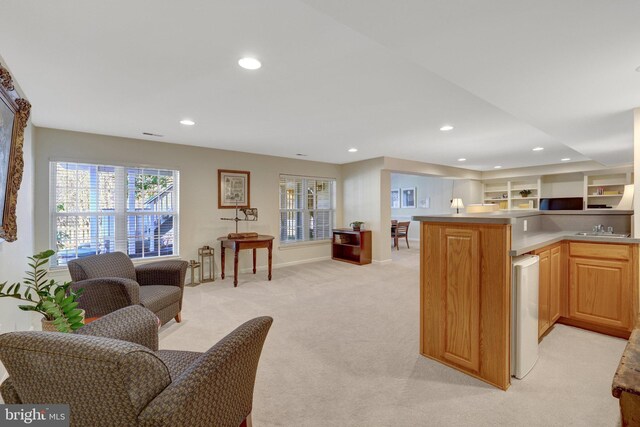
[156,350,203,380]
[68,252,136,282]
[139,286,181,314]
[136,260,188,287]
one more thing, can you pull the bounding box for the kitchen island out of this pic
[414,210,639,390]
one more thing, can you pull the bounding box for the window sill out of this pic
[48,255,183,274]
[279,240,331,250]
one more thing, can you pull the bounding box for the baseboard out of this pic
[373,259,392,265]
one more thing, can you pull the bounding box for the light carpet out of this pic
[159,247,626,427]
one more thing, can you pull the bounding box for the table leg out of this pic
[220,242,225,279]
[253,248,257,274]
[268,242,273,281]
[233,247,239,287]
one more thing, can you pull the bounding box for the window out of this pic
[279,175,335,243]
[51,161,179,266]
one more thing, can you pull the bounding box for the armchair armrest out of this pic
[74,305,159,351]
[135,260,188,287]
[71,277,140,318]
[138,316,273,427]
[0,378,21,404]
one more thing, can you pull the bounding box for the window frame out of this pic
[49,160,180,267]
[279,174,336,245]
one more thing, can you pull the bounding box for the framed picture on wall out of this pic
[401,187,417,208]
[218,169,250,208]
[0,65,31,242]
[391,188,400,208]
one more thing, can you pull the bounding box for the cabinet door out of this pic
[569,257,631,330]
[549,246,562,323]
[440,228,480,373]
[537,249,551,337]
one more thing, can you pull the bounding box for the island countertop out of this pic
[411,210,640,255]
[412,210,634,225]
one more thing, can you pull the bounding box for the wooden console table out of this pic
[217,235,274,287]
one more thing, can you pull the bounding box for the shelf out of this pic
[332,229,371,265]
[484,198,508,201]
[588,183,626,187]
[587,194,622,198]
[333,242,360,247]
[484,188,508,192]
[511,197,538,200]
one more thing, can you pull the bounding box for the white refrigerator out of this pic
[511,255,540,379]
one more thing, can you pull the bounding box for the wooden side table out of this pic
[217,235,274,287]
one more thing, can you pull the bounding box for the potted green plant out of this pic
[519,189,532,198]
[350,221,364,231]
[0,250,84,332]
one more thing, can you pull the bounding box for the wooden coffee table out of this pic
[218,235,274,287]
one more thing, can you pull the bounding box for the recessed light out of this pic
[238,57,261,70]
[561,158,571,162]
[494,165,502,169]
[348,148,358,153]
[440,125,454,132]
[457,158,466,162]
[180,119,195,126]
[532,147,544,151]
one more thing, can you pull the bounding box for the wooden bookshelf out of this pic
[332,229,372,265]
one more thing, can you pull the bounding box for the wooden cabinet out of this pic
[421,222,511,390]
[534,241,638,339]
[550,245,562,323]
[562,242,638,338]
[331,229,371,265]
[533,243,563,338]
[567,242,635,334]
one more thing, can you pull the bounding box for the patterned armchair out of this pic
[67,252,188,325]
[0,306,273,427]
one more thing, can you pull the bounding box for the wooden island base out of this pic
[420,222,511,390]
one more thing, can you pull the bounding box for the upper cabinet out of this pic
[584,172,633,210]
[482,169,633,211]
[483,178,541,211]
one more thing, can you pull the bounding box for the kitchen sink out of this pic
[575,232,630,238]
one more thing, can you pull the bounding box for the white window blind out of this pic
[279,174,335,243]
[50,161,179,266]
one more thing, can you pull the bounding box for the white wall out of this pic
[341,158,386,261]
[34,128,343,281]
[541,173,584,198]
[391,173,454,240]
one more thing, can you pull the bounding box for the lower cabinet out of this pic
[533,243,562,338]
[534,241,638,337]
[533,241,637,339]
[568,243,635,333]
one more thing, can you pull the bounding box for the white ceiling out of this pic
[0,0,638,170]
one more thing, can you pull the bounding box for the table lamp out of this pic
[451,198,464,214]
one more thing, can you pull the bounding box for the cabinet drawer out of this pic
[569,242,630,260]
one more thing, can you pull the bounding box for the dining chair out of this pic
[393,221,411,250]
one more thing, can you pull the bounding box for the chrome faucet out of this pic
[593,224,605,233]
